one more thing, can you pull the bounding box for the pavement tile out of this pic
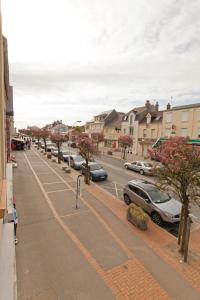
[49,189,88,216]
[63,211,128,271]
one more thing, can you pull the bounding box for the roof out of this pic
[128,179,156,191]
[164,103,200,112]
[138,111,163,123]
[122,103,156,122]
[94,109,113,117]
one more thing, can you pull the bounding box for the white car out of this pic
[124,161,153,175]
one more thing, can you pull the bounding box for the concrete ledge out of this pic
[0,222,17,300]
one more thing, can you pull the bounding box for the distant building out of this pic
[162,102,200,139]
[85,110,125,148]
[121,100,159,155]
[51,122,69,135]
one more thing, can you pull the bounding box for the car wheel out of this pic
[140,169,144,175]
[124,194,131,205]
[151,212,163,226]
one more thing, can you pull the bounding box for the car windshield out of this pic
[144,163,153,167]
[90,164,102,171]
[74,156,84,162]
[148,189,171,203]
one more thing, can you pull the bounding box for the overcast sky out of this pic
[2,0,200,129]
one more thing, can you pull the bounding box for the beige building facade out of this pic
[162,103,200,140]
[137,112,163,157]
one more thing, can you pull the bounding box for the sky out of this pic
[2,0,200,129]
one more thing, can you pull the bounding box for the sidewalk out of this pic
[14,148,200,299]
[100,147,151,163]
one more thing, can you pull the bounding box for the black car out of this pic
[82,162,108,181]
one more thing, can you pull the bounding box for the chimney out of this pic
[145,100,151,112]
[166,103,171,110]
[155,101,159,111]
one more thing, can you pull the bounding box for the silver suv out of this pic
[124,161,153,175]
[123,180,181,225]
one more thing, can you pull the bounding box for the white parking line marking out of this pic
[47,189,70,194]
[114,183,119,198]
[43,181,63,185]
[61,209,90,218]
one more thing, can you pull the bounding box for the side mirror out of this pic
[145,198,151,203]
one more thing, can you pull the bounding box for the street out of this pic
[14,148,200,300]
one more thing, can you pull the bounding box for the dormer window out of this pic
[146,113,151,124]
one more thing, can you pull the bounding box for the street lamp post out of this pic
[68,120,81,167]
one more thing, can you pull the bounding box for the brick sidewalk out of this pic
[15,148,200,299]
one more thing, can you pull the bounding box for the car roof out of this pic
[127,179,156,191]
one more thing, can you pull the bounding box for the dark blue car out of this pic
[82,162,108,181]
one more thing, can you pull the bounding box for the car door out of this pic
[135,162,142,172]
[130,162,137,171]
[128,185,151,213]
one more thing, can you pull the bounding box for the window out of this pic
[165,128,171,137]
[128,185,141,195]
[198,128,200,138]
[129,127,134,135]
[151,129,155,138]
[128,185,149,200]
[166,113,172,123]
[181,111,188,122]
[143,129,147,138]
[181,128,188,137]
[130,115,133,125]
[137,189,149,200]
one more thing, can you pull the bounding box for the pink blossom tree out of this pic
[32,129,42,149]
[91,132,105,151]
[40,129,50,152]
[119,135,133,159]
[149,136,200,261]
[77,137,98,184]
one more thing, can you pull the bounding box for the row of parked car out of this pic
[38,141,181,226]
[39,141,108,182]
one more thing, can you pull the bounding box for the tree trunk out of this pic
[178,205,185,245]
[44,140,47,152]
[37,138,40,149]
[85,159,90,184]
[58,144,61,164]
[179,197,189,254]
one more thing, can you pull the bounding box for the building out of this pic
[162,103,200,139]
[121,100,159,155]
[85,110,125,149]
[137,110,163,157]
[51,122,69,135]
